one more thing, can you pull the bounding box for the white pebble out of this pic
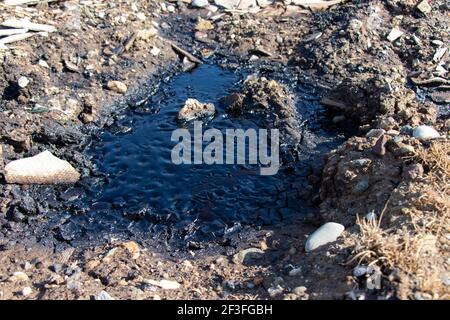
[18,76,30,88]
[22,286,32,296]
[192,0,210,8]
[387,27,404,42]
[305,222,345,252]
[150,47,160,56]
[413,125,440,141]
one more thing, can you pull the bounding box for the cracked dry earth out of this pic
[0,0,449,300]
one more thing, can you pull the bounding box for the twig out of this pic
[158,36,203,65]
[1,19,57,33]
[0,32,35,45]
[0,28,28,36]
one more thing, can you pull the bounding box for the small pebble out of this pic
[18,76,30,88]
[353,180,369,194]
[413,125,440,141]
[366,128,385,138]
[107,80,127,94]
[21,286,32,296]
[293,286,307,295]
[97,290,114,300]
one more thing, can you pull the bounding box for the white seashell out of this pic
[5,150,80,185]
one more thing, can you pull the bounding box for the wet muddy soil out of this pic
[63,64,344,248]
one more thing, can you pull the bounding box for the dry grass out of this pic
[348,140,450,299]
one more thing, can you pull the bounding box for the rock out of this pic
[350,158,372,168]
[145,279,181,290]
[5,151,80,185]
[379,117,397,131]
[182,57,196,72]
[293,286,307,295]
[167,4,176,12]
[21,286,32,296]
[150,46,160,56]
[353,180,369,194]
[387,27,404,42]
[431,40,444,47]
[400,125,414,136]
[97,290,114,300]
[38,59,50,68]
[413,125,440,141]
[178,98,215,122]
[288,267,302,276]
[433,47,447,63]
[9,272,29,282]
[403,163,424,180]
[267,285,284,298]
[332,115,346,123]
[366,129,386,138]
[194,31,208,42]
[107,81,127,94]
[416,0,432,14]
[121,241,140,259]
[195,18,214,31]
[256,0,274,7]
[353,266,372,277]
[23,261,33,271]
[305,222,345,252]
[207,5,219,12]
[237,0,258,10]
[213,0,239,9]
[303,31,323,42]
[393,141,415,156]
[233,248,264,264]
[50,264,64,273]
[17,195,37,215]
[192,0,209,7]
[372,135,389,156]
[386,130,400,136]
[18,76,30,88]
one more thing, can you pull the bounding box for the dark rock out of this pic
[372,135,389,156]
[402,163,424,180]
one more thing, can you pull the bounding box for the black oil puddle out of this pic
[58,65,344,248]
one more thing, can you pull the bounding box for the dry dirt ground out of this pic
[0,0,449,300]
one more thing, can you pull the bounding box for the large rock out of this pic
[178,98,215,122]
[305,222,345,252]
[5,150,80,184]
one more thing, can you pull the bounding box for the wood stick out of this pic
[1,19,57,33]
[0,32,35,45]
[0,28,28,36]
[157,36,203,64]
